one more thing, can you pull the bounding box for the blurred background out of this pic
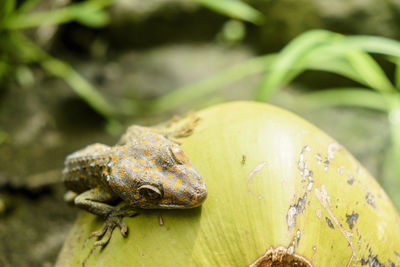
[1,0,400,266]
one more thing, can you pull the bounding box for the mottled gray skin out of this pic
[63,132,207,211]
[62,123,206,264]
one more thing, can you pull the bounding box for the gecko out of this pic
[62,115,207,263]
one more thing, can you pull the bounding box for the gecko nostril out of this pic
[194,187,207,203]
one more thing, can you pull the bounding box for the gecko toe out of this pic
[90,224,108,238]
[117,219,128,236]
[93,225,114,247]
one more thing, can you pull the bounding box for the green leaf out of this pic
[15,33,117,121]
[17,0,42,14]
[0,0,16,20]
[344,35,400,57]
[300,88,388,111]
[255,30,340,101]
[344,50,396,93]
[395,59,400,90]
[0,61,10,84]
[306,45,396,93]
[0,129,7,145]
[150,54,276,113]
[75,10,110,28]
[2,0,115,29]
[387,97,400,205]
[306,52,364,85]
[265,30,397,94]
[194,0,263,24]
[41,58,116,119]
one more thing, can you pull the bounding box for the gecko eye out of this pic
[138,185,163,200]
[170,146,187,165]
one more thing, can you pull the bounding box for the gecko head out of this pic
[118,139,207,210]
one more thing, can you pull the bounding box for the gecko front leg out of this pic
[74,188,138,245]
[86,202,138,247]
[76,188,138,266]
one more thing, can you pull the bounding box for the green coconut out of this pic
[56,101,400,266]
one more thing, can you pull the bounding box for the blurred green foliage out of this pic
[0,0,117,129]
[194,0,264,24]
[0,0,262,134]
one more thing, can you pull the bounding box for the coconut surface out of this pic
[56,101,400,266]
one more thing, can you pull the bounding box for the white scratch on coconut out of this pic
[315,185,355,267]
[247,161,267,200]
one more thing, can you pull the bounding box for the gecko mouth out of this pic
[158,194,207,209]
[157,204,195,209]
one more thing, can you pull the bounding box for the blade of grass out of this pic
[387,97,400,207]
[344,35,400,57]
[150,54,275,113]
[0,61,10,84]
[2,0,115,29]
[15,33,116,120]
[17,0,42,14]
[306,52,364,84]
[41,58,116,118]
[395,59,400,90]
[344,50,396,93]
[194,0,263,24]
[0,0,16,20]
[300,88,388,111]
[0,129,8,145]
[255,30,341,101]
[298,35,396,92]
[74,9,110,27]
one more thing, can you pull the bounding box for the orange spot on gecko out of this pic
[152,166,163,171]
[137,159,147,165]
[163,180,170,188]
[118,168,126,178]
[130,165,141,172]
[143,149,151,157]
[140,139,150,145]
[167,174,174,180]
[173,179,182,190]
[110,155,118,163]
[152,144,161,150]
[153,153,160,160]
[149,173,158,179]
